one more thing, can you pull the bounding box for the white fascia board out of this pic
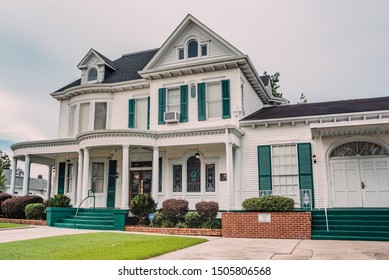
[310,117,389,129]
[240,110,389,127]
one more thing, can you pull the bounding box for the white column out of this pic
[226,142,234,210]
[82,148,90,204]
[152,146,159,203]
[121,145,129,210]
[9,157,17,196]
[46,165,53,200]
[76,149,84,207]
[233,147,242,209]
[22,155,31,196]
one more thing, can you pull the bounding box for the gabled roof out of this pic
[53,49,159,93]
[77,48,117,70]
[241,96,389,122]
[141,14,244,72]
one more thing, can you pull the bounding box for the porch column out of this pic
[121,145,129,210]
[46,165,53,200]
[226,141,234,210]
[76,149,84,207]
[152,146,159,203]
[233,146,242,209]
[22,155,31,196]
[9,157,17,196]
[82,148,90,205]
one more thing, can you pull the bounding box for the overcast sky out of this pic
[1,0,389,156]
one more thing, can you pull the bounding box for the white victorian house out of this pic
[9,14,389,220]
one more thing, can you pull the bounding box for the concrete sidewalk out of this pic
[1,226,389,260]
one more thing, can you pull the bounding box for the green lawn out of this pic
[0,223,28,229]
[0,232,207,260]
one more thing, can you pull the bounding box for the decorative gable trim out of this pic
[77,48,116,70]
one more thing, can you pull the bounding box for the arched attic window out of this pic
[187,39,198,58]
[87,68,98,81]
[330,141,389,157]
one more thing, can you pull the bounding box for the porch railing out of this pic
[73,189,96,229]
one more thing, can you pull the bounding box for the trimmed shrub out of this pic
[25,203,45,220]
[47,194,71,207]
[1,195,44,219]
[161,199,189,224]
[242,196,295,212]
[130,194,157,225]
[184,212,202,228]
[241,197,262,211]
[152,212,174,228]
[201,218,221,229]
[195,201,219,220]
[0,193,12,217]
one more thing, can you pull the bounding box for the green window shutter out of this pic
[221,79,231,119]
[128,99,135,128]
[57,162,66,195]
[257,145,272,192]
[197,83,206,121]
[180,85,188,122]
[297,143,315,208]
[106,160,117,208]
[158,88,166,124]
[147,96,150,130]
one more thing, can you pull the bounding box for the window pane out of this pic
[207,82,222,118]
[79,103,90,133]
[135,98,148,130]
[66,163,73,193]
[88,68,98,81]
[190,84,196,98]
[178,49,184,60]
[94,102,107,130]
[206,164,215,192]
[167,88,180,112]
[188,40,198,58]
[187,156,201,192]
[92,162,104,193]
[201,45,207,56]
[69,105,77,136]
[173,165,182,192]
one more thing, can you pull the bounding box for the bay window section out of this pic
[205,164,216,192]
[91,162,105,193]
[173,165,182,192]
[187,156,201,192]
[66,163,73,193]
[79,103,90,133]
[94,102,107,130]
[69,105,77,136]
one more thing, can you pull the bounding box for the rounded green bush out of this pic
[130,194,157,225]
[161,199,188,224]
[0,193,12,217]
[1,195,44,219]
[25,203,45,220]
[195,201,219,220]
[242,196,295,212]
[184,212,202,228]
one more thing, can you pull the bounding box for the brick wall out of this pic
[0,218,47,226]
[125,226,222,236]
[222,212,311,239]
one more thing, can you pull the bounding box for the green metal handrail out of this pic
[73,189,96,229]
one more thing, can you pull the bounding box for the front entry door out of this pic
[130,170,152,203]
[330,158,389,207]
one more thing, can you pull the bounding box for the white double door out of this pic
[330,157,389,207]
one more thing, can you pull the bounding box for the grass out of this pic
[0,223,28,229]
[0,232,207,260]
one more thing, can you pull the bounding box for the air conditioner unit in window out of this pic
[164,111,180,123]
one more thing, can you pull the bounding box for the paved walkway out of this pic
[1,226,389,260]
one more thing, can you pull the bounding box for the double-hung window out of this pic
[167,88,180,113]
[198,79,230,121]
[91,162,105,193]
[94,102,107,130]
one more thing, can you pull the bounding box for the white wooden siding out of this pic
[58,100,70,138]
[239,69,264,117]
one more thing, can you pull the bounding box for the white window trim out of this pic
[64,160,77,196]
[86,67,99,84]
[206,82,223,120]
[89,158,109,197]
[166,87,180,113]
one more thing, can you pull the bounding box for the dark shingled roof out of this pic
[54,49,159,93]
[242,96,389,121]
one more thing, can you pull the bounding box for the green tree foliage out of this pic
[264,71,282,98]
[0,150,11,169]
[0,162,6,191]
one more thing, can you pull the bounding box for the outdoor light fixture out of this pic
[66,159,71,165]
[312,154,317,164]
[195,145,200,159]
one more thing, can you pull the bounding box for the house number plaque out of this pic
[258,213,271,223]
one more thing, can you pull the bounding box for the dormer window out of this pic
[87,68,98,81]
[187,39,198,58]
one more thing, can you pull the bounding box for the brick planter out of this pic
[0,218,47,226]
[222,212,311,239]
[125,226,222,236]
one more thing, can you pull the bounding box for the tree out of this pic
[0,161,6,191]
[298,93,308,104]
[0,150,11,169]
[264,71,283,98]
